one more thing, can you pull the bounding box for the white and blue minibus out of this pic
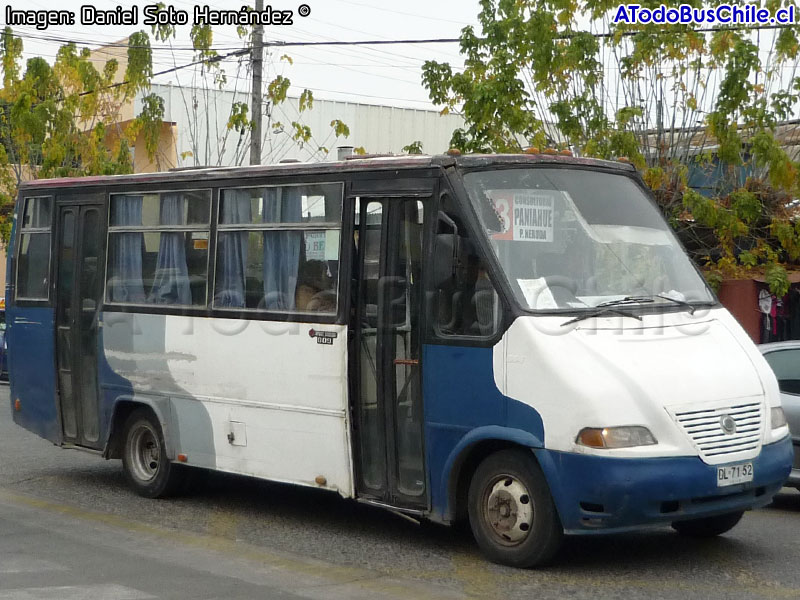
[6,154,793,567]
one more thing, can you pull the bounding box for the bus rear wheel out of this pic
[467,449,563,568]
[671,511,744,538]
[121,408,184,498]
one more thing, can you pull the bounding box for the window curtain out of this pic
[149,194,191,305]
[109,195,145,303]
[263,187,302,310]
[216,191,252,308]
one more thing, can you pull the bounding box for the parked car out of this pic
[760,342,800,489]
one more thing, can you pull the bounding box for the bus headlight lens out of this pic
[577,426,657,449]
[771,407,787,430]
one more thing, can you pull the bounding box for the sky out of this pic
[6,0,482,109]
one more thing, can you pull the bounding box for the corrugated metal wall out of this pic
[136,84,464,168]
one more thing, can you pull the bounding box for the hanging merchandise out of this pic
[759,288,774,343]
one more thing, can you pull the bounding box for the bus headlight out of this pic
[771,407,787,430]
[577,426,657,449]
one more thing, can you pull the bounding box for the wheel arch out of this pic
[440,426,544,523]
[104,396,175,460]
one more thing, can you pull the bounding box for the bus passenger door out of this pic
[351,195,428,510]
[55,201,104,449]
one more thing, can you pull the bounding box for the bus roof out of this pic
[18,153,636,191]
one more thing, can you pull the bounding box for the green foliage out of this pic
[267,75,290,105]
[402,141,424,155]
[729,189,760,225]
[291,121,312,147]
[0,27,22,88]
[750,131,796,191]
[330,119,350,138]
[424,1,800,291]
[299,89,313,112]
[226,102,252,134]
[149,3,176,42]
[0,28,163,246]
[125,31,153,96]
[135,94,165,159]
[766,263,791,298]
[705,271,723,294]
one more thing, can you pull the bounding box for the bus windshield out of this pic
[462,167,715,311]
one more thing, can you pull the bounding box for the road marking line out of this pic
[207,507,240,540]
[0,584,154,600]
[0,555,68,574]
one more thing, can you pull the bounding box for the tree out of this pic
[147,5,352,167]
[0,26,164,244]
[422,0,800,295]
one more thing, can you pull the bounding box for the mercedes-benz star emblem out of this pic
[720,415,737,435]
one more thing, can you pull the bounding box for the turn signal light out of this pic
[577,428,605,448]
[771,407,787,430]
[177,454,188,463]
[13,399,21,412]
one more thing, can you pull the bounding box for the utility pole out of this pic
[250,0,264,165]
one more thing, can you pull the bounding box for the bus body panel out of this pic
[8,306,60,444]
[423,307,793,527]
[421,343,545,523]
[100,312,353,494]
[504,309,780,460]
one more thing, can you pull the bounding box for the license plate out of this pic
[717,463,753,487]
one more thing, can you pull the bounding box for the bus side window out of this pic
[433,200,501,339]
[106,191,211,307]
[214,183,342,315]
[16,196,53,301]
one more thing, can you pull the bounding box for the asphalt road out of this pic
[1,385,800,599]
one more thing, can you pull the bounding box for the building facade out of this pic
[135,83,464,168]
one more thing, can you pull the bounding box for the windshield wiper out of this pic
[561,307,643,327]
[595,296,656,309]
[654,294,698,315]
[599,294,698,315]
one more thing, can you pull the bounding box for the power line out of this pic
[10,23,799,105]
[13,22,800,56]
[261,38,460,48]
[75,49,249,98]
[9,29,244,52]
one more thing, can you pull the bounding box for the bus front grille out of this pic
[672,402,763,461]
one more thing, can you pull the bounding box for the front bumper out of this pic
[536,436,793,535]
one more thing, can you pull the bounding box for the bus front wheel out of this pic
[467,449,563,568]
[121,408,184,498]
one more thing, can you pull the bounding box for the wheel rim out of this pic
[481,474,534,546]
[127,422,161,483]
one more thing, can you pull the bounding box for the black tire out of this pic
[671,511,744,538]
[121,408,184,498]
[467,449,563,568]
